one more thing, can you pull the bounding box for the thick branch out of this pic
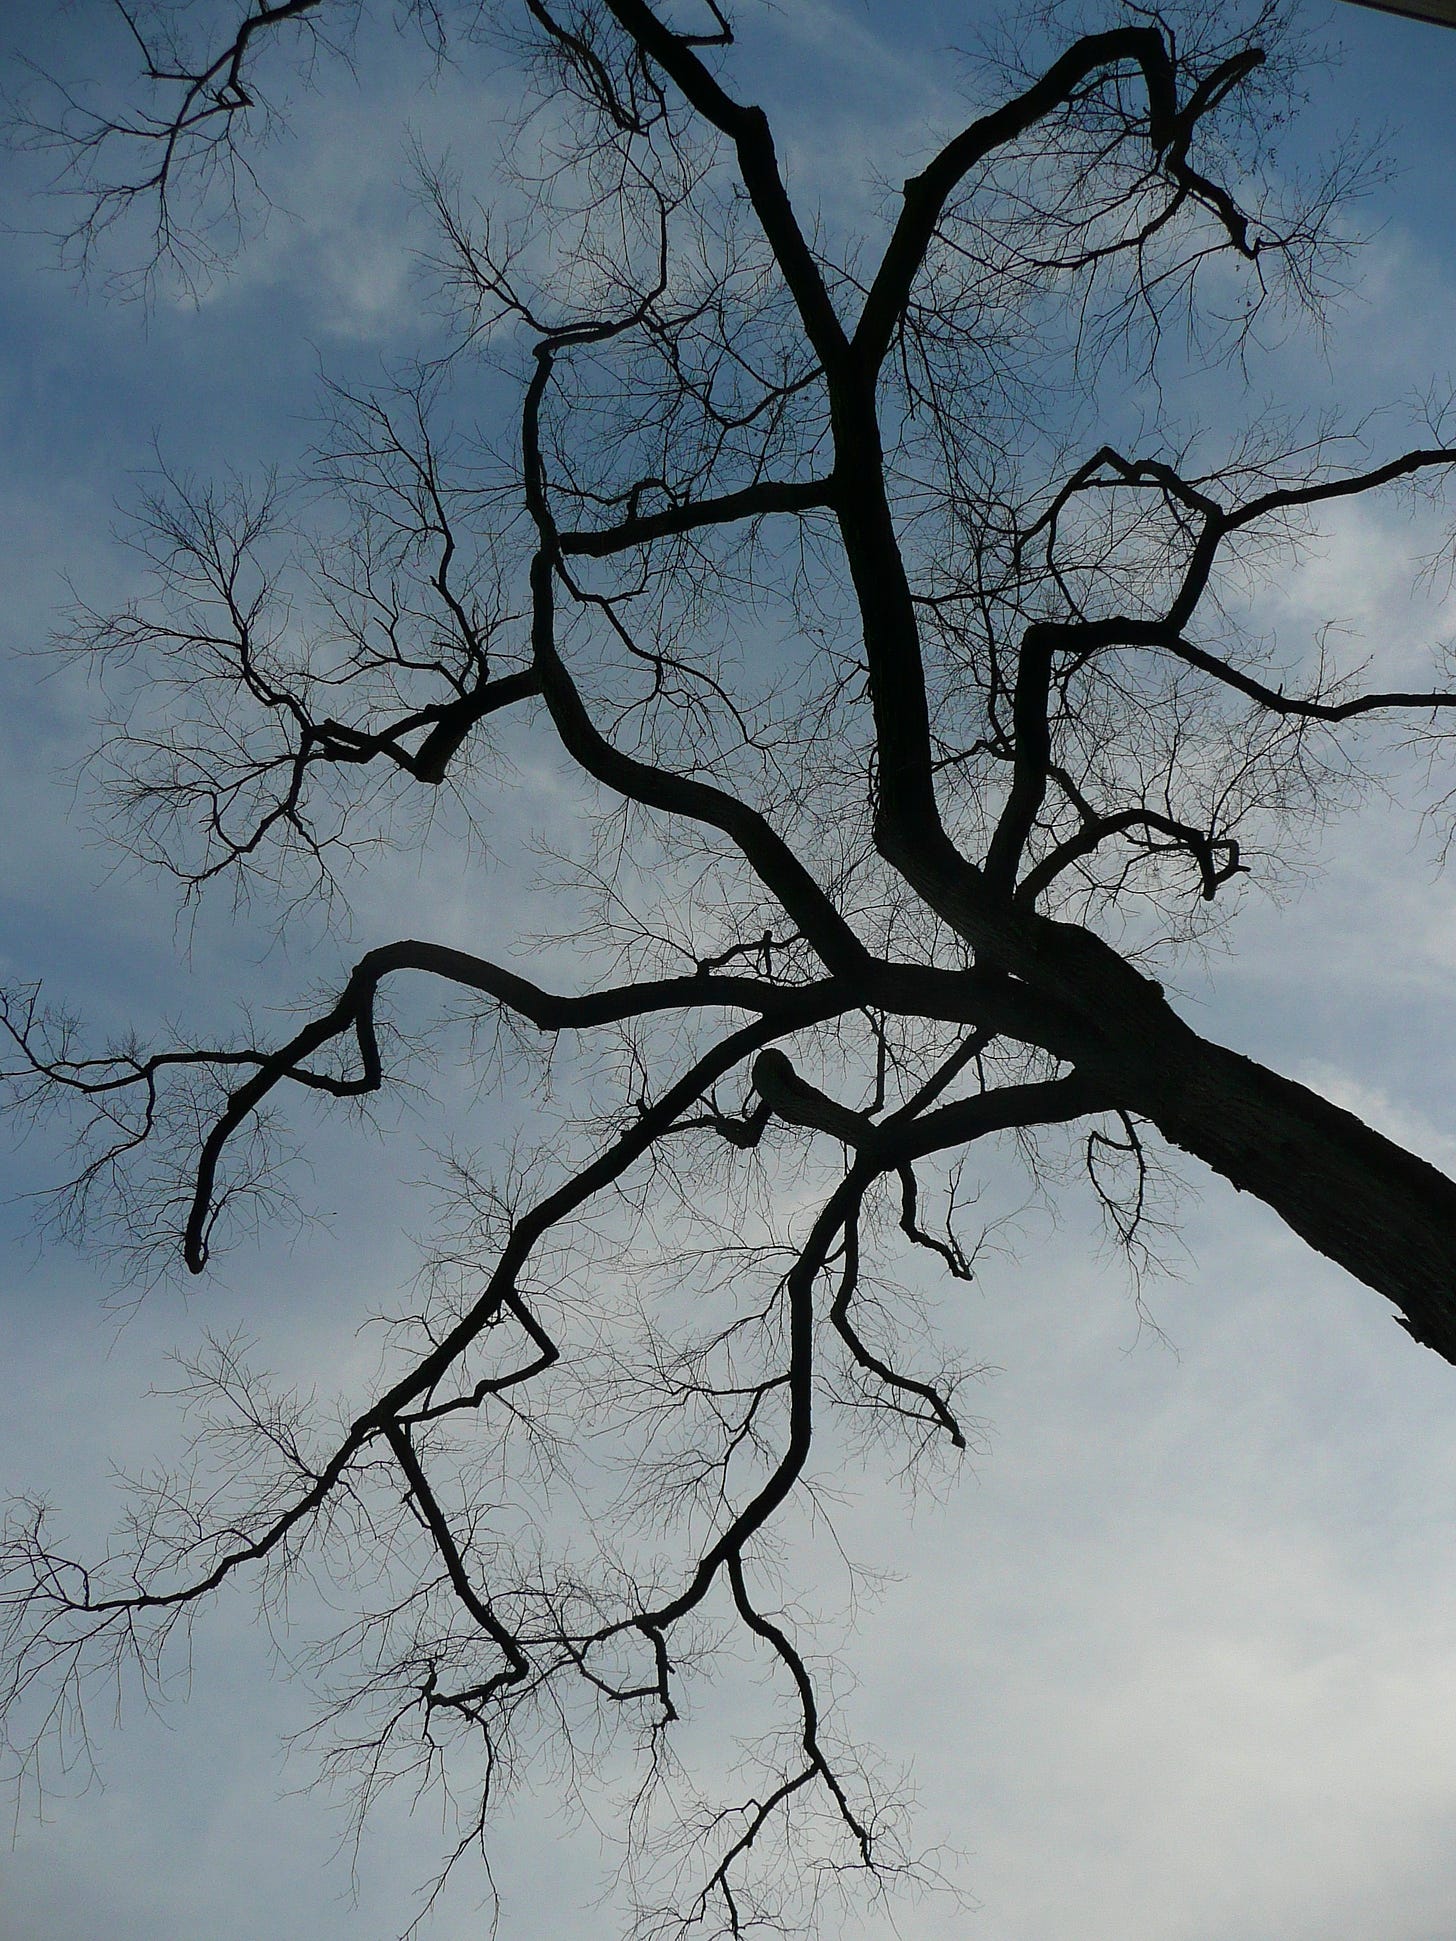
[1124,1021,1456,1365]
[602,0,850,369]
[983,624,1055,898]
[752,1045,1109,1167]
[557,475,835,557]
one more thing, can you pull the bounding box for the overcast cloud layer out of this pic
[5,3,1456,1937]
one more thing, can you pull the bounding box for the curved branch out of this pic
[641,1168,862,1630]
[185,942,853,1269]
[726,1551,874,1863]
[1015,803,1243,906]
[854,30,1264,374]
[1059,442,1456,635]
[523,337,871,980]
[1063,616,1456,724]
[830,1196,968,1449]
[16,1001,847,1641]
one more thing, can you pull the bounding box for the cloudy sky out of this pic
[6,2,1456,1938]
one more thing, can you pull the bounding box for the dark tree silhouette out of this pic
[6,1,1456,1933]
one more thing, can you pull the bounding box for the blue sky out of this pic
[6,3,1456,1938]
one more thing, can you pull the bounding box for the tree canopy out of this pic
[6,2,1456,1935]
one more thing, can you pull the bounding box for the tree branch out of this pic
[854,30,1264,374]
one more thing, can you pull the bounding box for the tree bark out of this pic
[1129,1015,1456,1363]
[875,825,1456,1363]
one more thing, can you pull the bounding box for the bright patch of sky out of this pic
[5,3,1456,1937]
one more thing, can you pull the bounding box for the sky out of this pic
[6,2,1456,1938]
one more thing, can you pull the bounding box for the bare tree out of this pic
[6,0,1456,1933]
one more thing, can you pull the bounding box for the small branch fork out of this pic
[22,0,333,274]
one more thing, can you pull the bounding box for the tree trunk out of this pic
[877,838,1456,1361]
[1135,1025,1456,1363]
[908,858,1456,1361]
